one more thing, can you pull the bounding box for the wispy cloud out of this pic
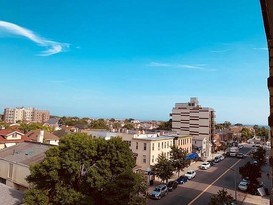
[210,49,230,53]
[146,62,215,71]
[0,20,69,56]
[253,47,268,50]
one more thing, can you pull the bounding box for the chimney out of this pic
[37,130,44,143]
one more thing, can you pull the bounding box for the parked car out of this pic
[214,156,221,163]
[200,162,211,170]
[238,180,248,191]
[176,175,188,184]
[237,153,244,158]
[207,160,216,166]
[185,170,196,179]
[167,180,178,191]
[238,144,244,149]
[219,155,225,160]
[149,184,168,199]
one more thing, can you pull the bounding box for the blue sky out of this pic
[0,0,269,125]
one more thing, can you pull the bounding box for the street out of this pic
[147,144,270,205]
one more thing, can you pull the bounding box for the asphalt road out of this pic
[147,145,256,205]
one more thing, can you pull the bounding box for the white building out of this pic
[171,97,215,141]
[3,107,50,123]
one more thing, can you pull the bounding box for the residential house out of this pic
[0,130,31,150]
[192,136,212,158]
[25,130,59,145]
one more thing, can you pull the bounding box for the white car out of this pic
[238,181,248,191]
[200,162,211,170]
[185,170,196,179]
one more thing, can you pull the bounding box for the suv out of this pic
[185,170,196,179]
[149,184,168,199]
[200,162,211,170]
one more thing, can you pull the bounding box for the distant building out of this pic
[170,97,215,141]
[3,107,50,123]
[81,129,118,140]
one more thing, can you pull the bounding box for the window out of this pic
[152,155,154,163]
[152,143,154,151]
[8,163,13,178]
[136,142,138,150]
[164,142,166,148]
[143,155,146,163]
[167,141,169,148]
[158,142,160,150]
[144,143,147,151]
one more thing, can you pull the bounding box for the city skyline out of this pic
[0,1,269,125]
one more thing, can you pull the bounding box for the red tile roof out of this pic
[0,130,31,143]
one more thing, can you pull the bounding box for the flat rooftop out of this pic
[0,142,52,166]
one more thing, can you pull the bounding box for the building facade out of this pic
[171,97,215,141]
[3,107,50,123]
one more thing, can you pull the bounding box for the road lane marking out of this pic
[187,159,242,205]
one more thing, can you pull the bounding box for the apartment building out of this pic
[173,135,192,153]
[131,135,175,172]
[171,97,215,141]
[3,107,50,123]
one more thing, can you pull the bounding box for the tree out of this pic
[89,119,109,130]
[169,146,190,177]
[152,153,175,183]
[24,133,147,205]
[157,119,172,130]
[239,161,261,193]
[209,188,235,205]
[252,147,266,166]
[123,123,134,130]
[240,127,254,141]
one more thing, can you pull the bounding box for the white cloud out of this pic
[147,62,215,71]
[253,47,268,50]
[0,20,69,56]
[210,49,230,53]
[146,62,171,67]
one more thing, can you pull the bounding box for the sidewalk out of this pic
[148,151,224,193]
[147,150,270,205]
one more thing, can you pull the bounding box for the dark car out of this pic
[207,160,216,166]
[167,180,178,191]
[176,175,188,184]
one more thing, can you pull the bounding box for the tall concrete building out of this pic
[170,97,215,141]
[3,107,50,123]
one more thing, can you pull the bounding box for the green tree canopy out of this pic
[252,147,266,166]
[88,119,109,130]
[169,146,190,177]
[152,153,174,183]
[239,161,261,186]
[209,188,235,205]
[24,133,147,205]
[240,127,254,141]
[157,119,172,130]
